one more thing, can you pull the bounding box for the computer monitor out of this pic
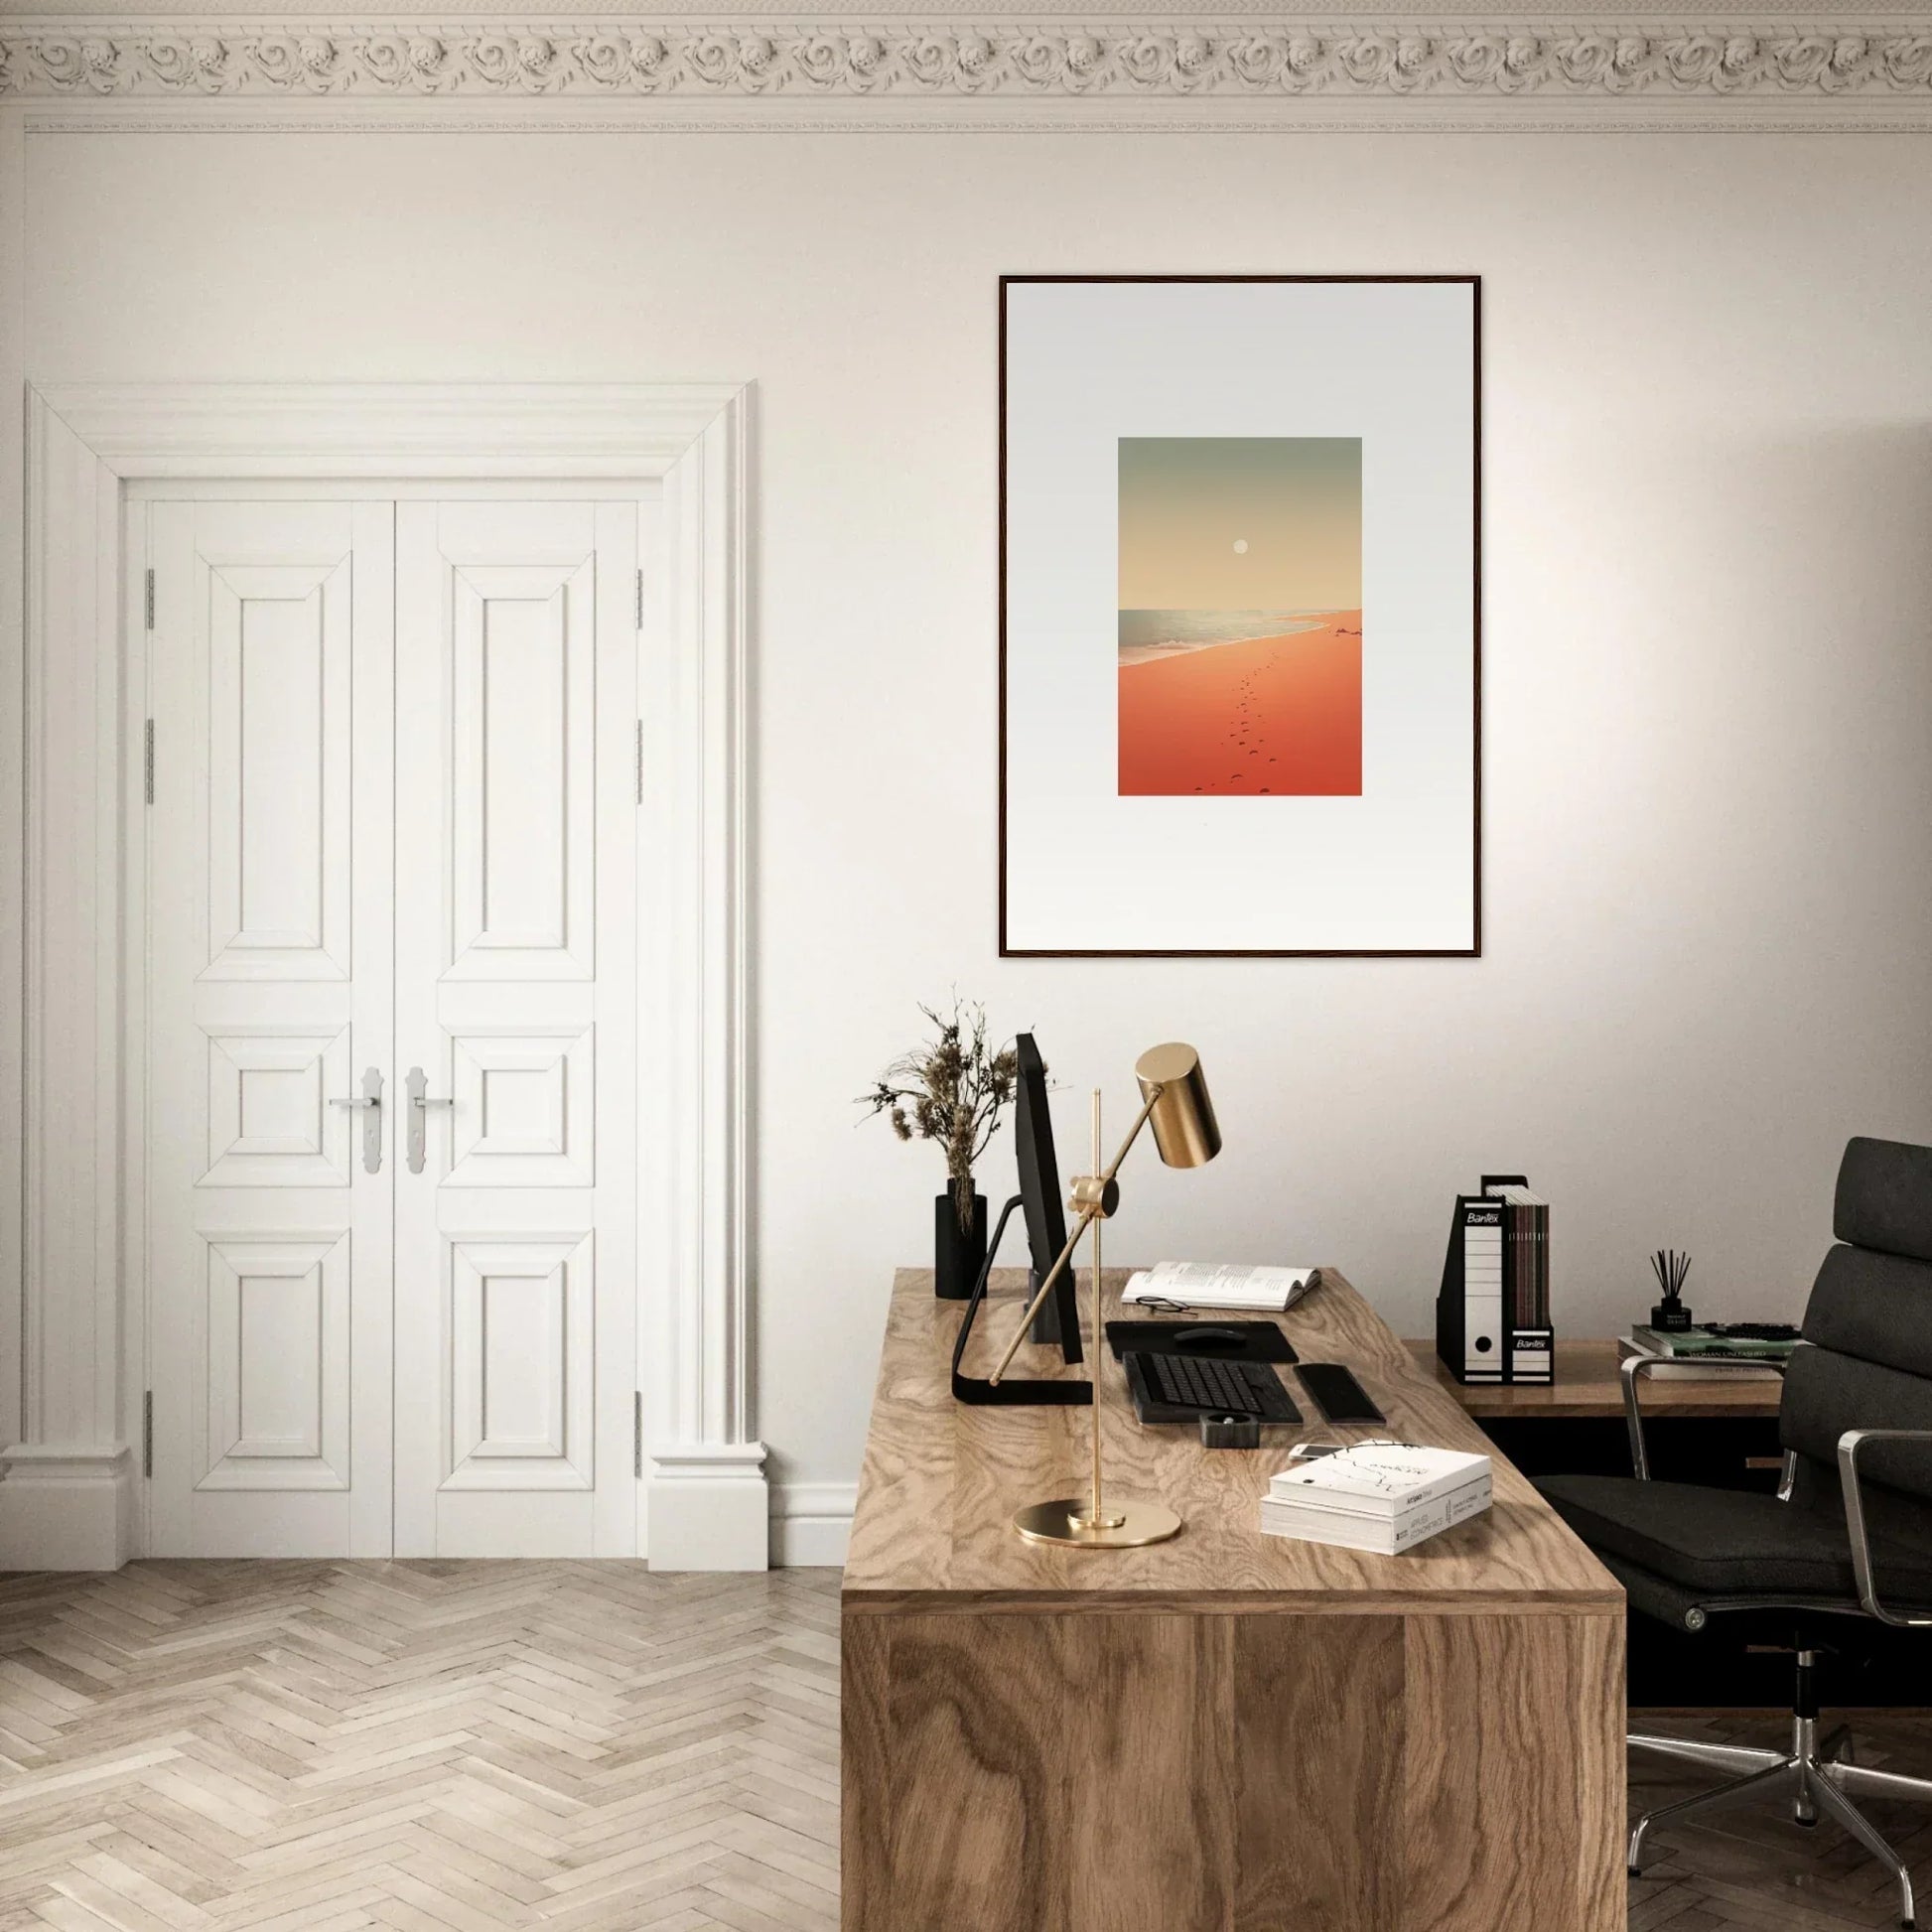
[1013,1034,1083,1365]
[948,1032,1090,1405]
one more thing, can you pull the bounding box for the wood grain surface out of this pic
[1232,1612,1404,1931]
[1409,1337,1784,1419]
[841,1605,1624,1932]
[843,1268,1621,1613]
[1402,1611,1626,1932]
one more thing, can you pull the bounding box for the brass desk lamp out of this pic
[988,1042,1221,1549]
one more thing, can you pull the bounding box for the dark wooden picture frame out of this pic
[998,273,1482,958]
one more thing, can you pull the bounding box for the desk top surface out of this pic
[843,1268,1621,1614]
[1409,1338,1784,1420]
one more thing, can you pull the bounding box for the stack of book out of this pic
[1618,1324,1796,1381]
[1258,1444,1492,1555]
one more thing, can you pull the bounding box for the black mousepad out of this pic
[1104,1320,1297,1365]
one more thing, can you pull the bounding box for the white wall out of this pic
[22,127,1932,1529]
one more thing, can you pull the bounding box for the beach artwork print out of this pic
[1118,437,1362,797]
[999,274,1478,956]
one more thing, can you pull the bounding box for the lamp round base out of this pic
[1012,1497,1182,1549]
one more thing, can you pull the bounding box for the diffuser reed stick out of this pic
[1649,1249,1693,1331]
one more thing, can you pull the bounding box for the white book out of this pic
[1121,1262,1317,1312]
[1268,1443,1490,1516]
[1260,1473,1492,1555]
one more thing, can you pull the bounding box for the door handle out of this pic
[329,1066,385,1174]
[405,1065,455,1175]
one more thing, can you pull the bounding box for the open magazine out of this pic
[1121,1261,1319,1312]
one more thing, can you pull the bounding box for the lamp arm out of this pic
[986,1085,1165,1387]
[1095,1086,1165,1189]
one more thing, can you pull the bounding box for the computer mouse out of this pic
[1173,1325,1247,1349]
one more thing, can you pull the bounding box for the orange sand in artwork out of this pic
[1117,611,1362,796]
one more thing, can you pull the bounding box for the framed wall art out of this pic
[999,275,1480,957]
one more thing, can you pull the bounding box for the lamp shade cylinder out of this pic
[1134,1042,1221,1169]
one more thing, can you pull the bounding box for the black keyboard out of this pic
[1125,1351,1301,1423]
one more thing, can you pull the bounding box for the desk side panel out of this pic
[1234,1612,1405,1932]
[844,1606,1622,1932]
[1403,1610,1626,1932]
[846,1609,1072,1932]
[840,1613,893,1932]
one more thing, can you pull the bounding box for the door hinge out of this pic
[634,720,644,805]
[143,720,155,806]
[634,567,644,630]
[144,568,155,631]
[142,1391,154,1478]
[633,1392,643,1479]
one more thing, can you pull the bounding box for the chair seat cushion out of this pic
[1536,1474,1932,1602]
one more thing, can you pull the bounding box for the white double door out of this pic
[145,493,641,1558]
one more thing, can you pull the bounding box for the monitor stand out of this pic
[950,1196,1092,1407]
[1030,1268,1070,1347]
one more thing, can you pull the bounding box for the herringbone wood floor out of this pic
[0,1564,1926,1930]
[0,1563,840,1931]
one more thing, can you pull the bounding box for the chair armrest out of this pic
[1621,1350,1789,1482]
[1837,1429,1932,1627]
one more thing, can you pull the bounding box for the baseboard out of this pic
[645,1442,770,1571]
[0,1445,136,1571]
[770,1481,855,1569]
[0,1444,841,1573]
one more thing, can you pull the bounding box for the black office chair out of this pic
[1538,1136,1932,1929]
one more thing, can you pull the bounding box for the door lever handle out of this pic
[405,1065,454,1175]
[329,1066,385,1173]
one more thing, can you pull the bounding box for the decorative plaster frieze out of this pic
[3,19,1932,103]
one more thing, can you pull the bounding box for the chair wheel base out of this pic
[1628,1867,1641,1878]
[1796,1816,1818,1829]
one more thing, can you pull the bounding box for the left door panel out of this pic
[147,501,395,1557]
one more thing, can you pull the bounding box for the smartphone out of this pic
[1297,1363,1386,1426]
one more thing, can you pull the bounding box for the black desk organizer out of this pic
[1104,1320,1297,1365]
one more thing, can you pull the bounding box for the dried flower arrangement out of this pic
[860,999,1021,1232]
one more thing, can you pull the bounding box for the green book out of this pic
[1631,1324,1796,1360]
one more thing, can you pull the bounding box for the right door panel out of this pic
[393,500,638,1557]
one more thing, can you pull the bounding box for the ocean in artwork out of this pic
[1118,610,1330,668]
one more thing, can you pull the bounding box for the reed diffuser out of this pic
[1649,1249,1694,1333]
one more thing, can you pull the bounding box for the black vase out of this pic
[934,1186,989,1300]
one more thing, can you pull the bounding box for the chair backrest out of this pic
[1780,1138,1932,1522]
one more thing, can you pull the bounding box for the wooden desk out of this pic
[1408,1337,1784,1420]
[843,1269,1625,1932]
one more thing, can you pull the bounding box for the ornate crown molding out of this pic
[4,17,1931,113]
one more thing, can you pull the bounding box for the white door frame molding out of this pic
[2,381,764,1573]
